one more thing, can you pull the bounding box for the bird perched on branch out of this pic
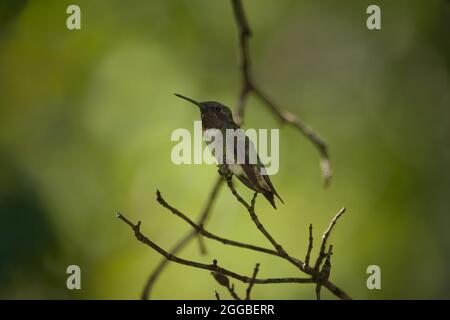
[175,93,283,209]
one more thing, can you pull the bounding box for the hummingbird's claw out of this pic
[217,164,232,179]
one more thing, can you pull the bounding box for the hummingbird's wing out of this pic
[241,163,280,209]
[231,130,272,191]
[226,129,283,209]
[231,165,259,192]
[259,165,284,204]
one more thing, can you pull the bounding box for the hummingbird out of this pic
[175,93,284,209]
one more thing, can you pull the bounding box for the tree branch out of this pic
[156,190,281,257]
[231,0,252,125]
[121,186,351,299]
[314,208,346,272]
[246,263,260,300]
[221,173,350,300]
[252,88,331,186]
[227,284,242,300]
[141,176,223,299]
[315,245,333,300]
[305,224,313,267]
[230,0,331,185]
[224,176,305,271]
[155,188,351,300]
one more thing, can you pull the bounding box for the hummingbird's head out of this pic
[175,94,234,129]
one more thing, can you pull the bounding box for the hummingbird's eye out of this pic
[215,106,221,112]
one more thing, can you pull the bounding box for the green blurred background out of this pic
[1,0,449,299]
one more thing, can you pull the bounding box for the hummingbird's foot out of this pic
[217,164,232,179]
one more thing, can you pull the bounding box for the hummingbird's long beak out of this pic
[174,93,202,110]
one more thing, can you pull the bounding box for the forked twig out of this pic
[119,186,351,300]
[118,212,313,285]
[314,208,346,272]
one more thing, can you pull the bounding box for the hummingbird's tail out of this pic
[261,190,278,210]
[274,190,284,204]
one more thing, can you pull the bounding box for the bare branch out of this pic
[155,187,351,300]
[120,192,351,299]
[156,190,281,257]
[322,280,351,300]
[246,263,260,300]
[212,270,230,288]
[315,245,333,300]
[222,174,351,300]
[315,284,322,300]
[227,283,242,300]
[321,245,333,281]
[211,270,240,299]
[124,177,351,299]
[223,176,304,271]
[231,0,252,125]
[305,224,313,267]
[141,176,223,299]
[117,212,314,285]
[230,0,331,184]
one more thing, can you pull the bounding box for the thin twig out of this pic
[314,208,345,272]
[316,245,333,300]
[315,284,322,300]
[222,174,351,300]
[305,224,313,267]
[231,0,252,125]
[227,284,242,300]
[117,212,313,285]
[246,263,260,300]
[129,0,349,301]
[197,224,208,255]
[224,176,304,271]
[321,245,333,281]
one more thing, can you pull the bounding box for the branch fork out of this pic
[127,0,342,300]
